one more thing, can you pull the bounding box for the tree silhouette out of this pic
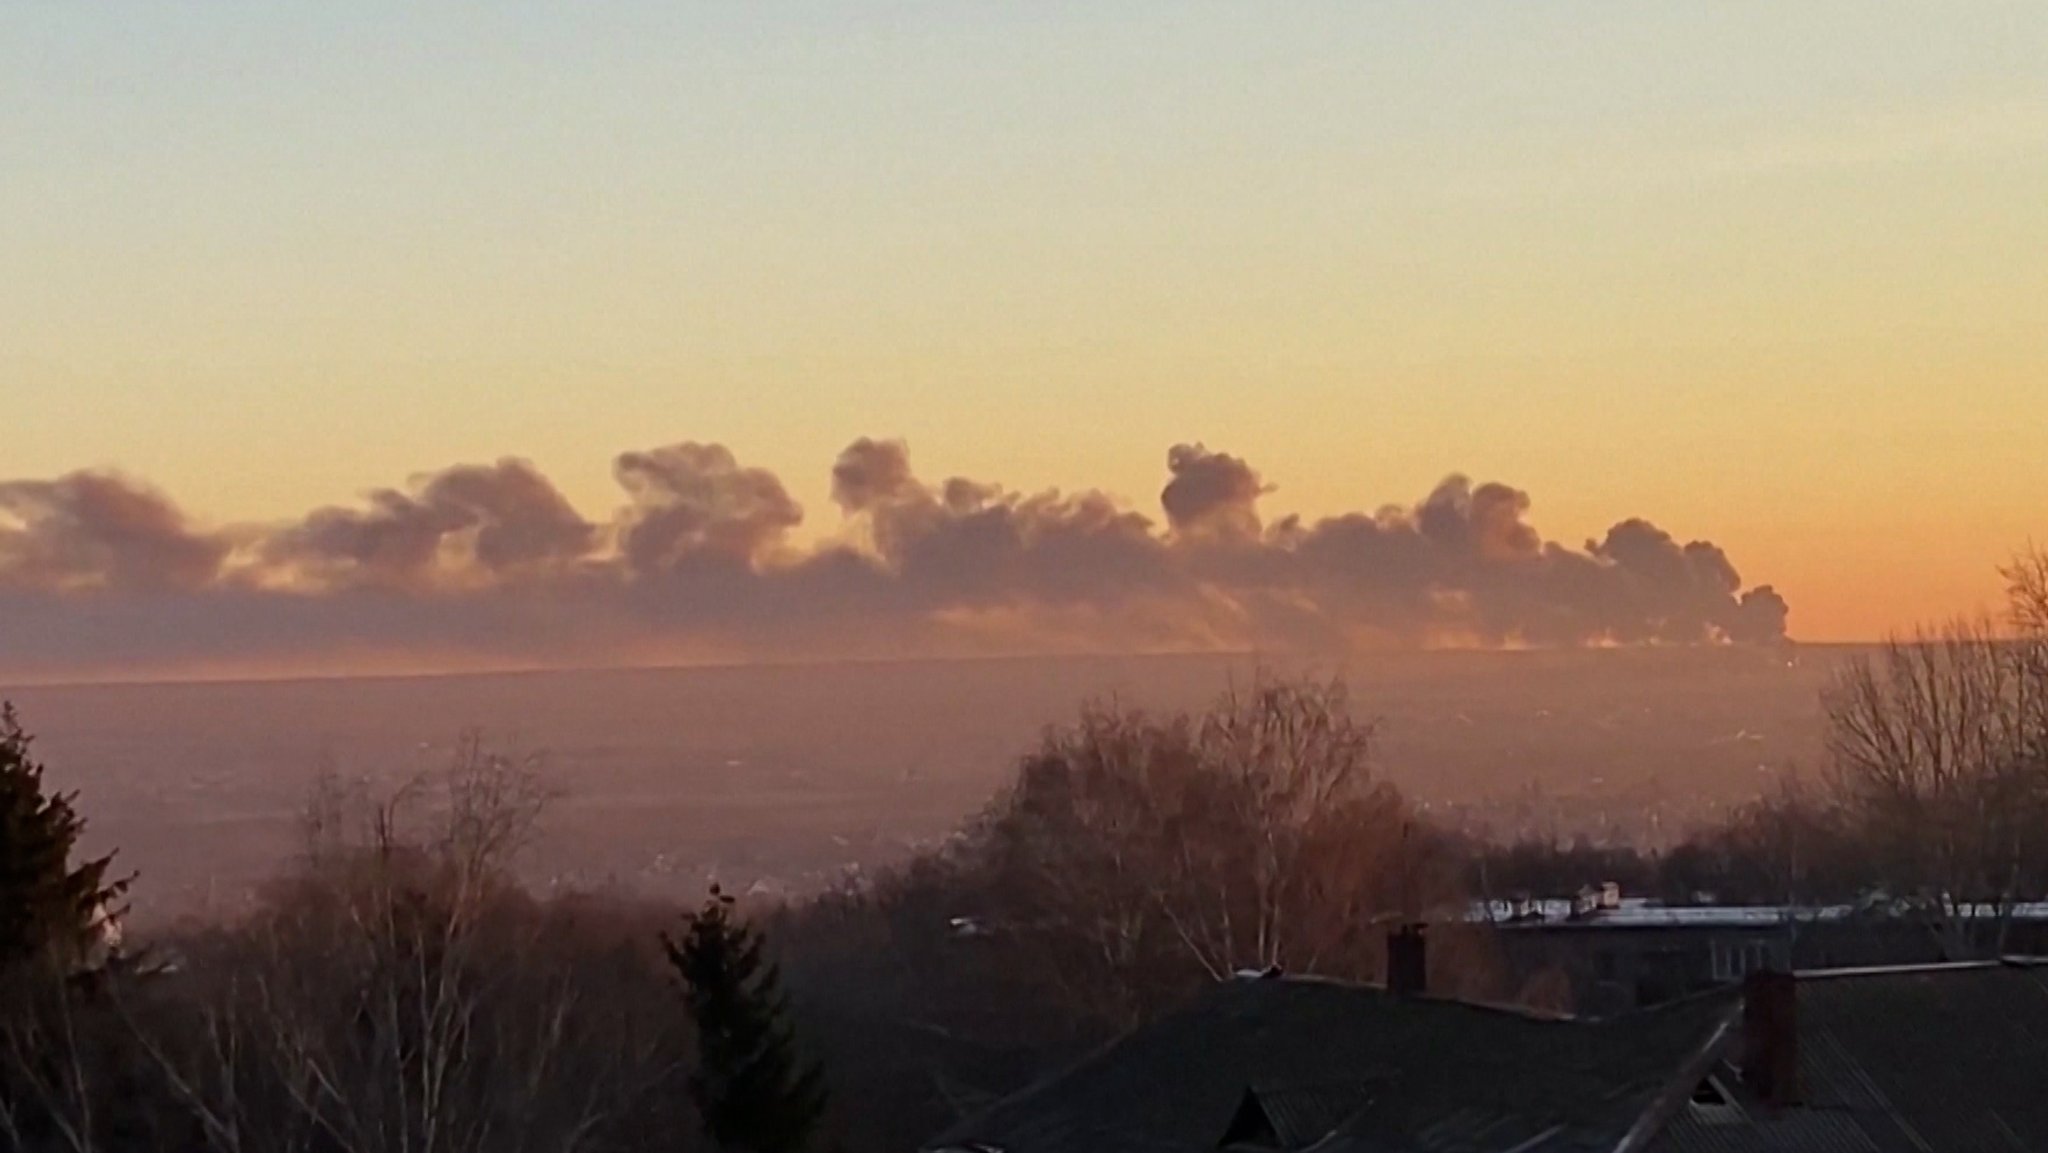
[666,885,827,1153]
[0,704,138,1152]
[0,703,126,971]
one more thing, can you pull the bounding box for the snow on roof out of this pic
[1468,898,2048,928]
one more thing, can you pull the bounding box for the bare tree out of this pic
[2006,547,2048,642]
[2003,547,2048,760]
[1822,554,2048,957]
[971,704,1192,1025]
[0,966,105,1153]
[972,675,1477,1026]
[1160,677,1401,979]
[127,733,675,1153]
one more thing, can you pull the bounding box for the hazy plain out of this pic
[4,648,1849,924]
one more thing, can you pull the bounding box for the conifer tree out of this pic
[665,885,827,1153]
[0,704,126,971]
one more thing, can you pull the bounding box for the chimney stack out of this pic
[1741,969,1800,1106]
[1387,923,1428,996]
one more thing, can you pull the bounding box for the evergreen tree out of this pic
[0,703,126,971]
[0,705,143,1152]
[665,885,827,1153]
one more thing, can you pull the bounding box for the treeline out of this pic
[768,678,1512,1149]
[1480,550,2048,960]
[0,676,1511,1153]
[0,727,820,1153]
[3,549,2044,1153]
[1471,787,1857,910]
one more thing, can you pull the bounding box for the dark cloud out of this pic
[614,443,802,572]
[0,471,228,593]
[830,438,921,514]
[1417,476,1542,561]
[261,459,596,589]
[428,461,598,572]
[1161,444,1267,540]
[832,440,1167,605]
[1583,521,1765,644]
[0,440,1793,678]
[1216,475,1789,649]
[1730,586,1791,645]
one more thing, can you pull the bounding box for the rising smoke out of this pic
[0,440,1790,678]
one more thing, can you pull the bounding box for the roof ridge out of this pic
[1240,973,1583,1021]
[1792,959,2007,980]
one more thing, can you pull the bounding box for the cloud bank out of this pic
[0,440,1789,680]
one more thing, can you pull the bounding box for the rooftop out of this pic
[1653,960,2048,1153]
[1471,897,2048,930]
[924,974,1732,1153]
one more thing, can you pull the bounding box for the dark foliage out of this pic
[0,706,167,1151]
[0,703,127,970]
[1471,838,1662,903]
[668,886,828,1153]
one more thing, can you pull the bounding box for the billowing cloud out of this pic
[615,443,802,572]
[0,440,1793,679]
[0,471,228,593]
[1161,443,1266,541]
[261,459,597,590]
[829,439,1166,606]
[830,437,922,515]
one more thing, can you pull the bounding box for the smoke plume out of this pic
[0,440,1791,679]
[260,459,597,590]
[1161,443,1267,541]
[0,471,228,593]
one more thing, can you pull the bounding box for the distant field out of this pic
[3,647,1851,923]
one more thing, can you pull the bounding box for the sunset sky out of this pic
[5,4,2046,676]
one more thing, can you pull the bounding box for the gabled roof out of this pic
[924,976,1734,1153]
[1651,960,2048,1153]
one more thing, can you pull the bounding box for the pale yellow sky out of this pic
[4,4,2045,644]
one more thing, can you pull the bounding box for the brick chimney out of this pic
[1387,923,1427,996]
[1741,969,1801,1106]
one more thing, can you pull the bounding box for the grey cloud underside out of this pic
[0,440,1789,675]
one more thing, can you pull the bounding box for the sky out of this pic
[3,3,2045,677]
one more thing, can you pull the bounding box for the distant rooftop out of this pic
[1470,895,2048,929]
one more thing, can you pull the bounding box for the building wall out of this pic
[1494,918,2048,1017]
